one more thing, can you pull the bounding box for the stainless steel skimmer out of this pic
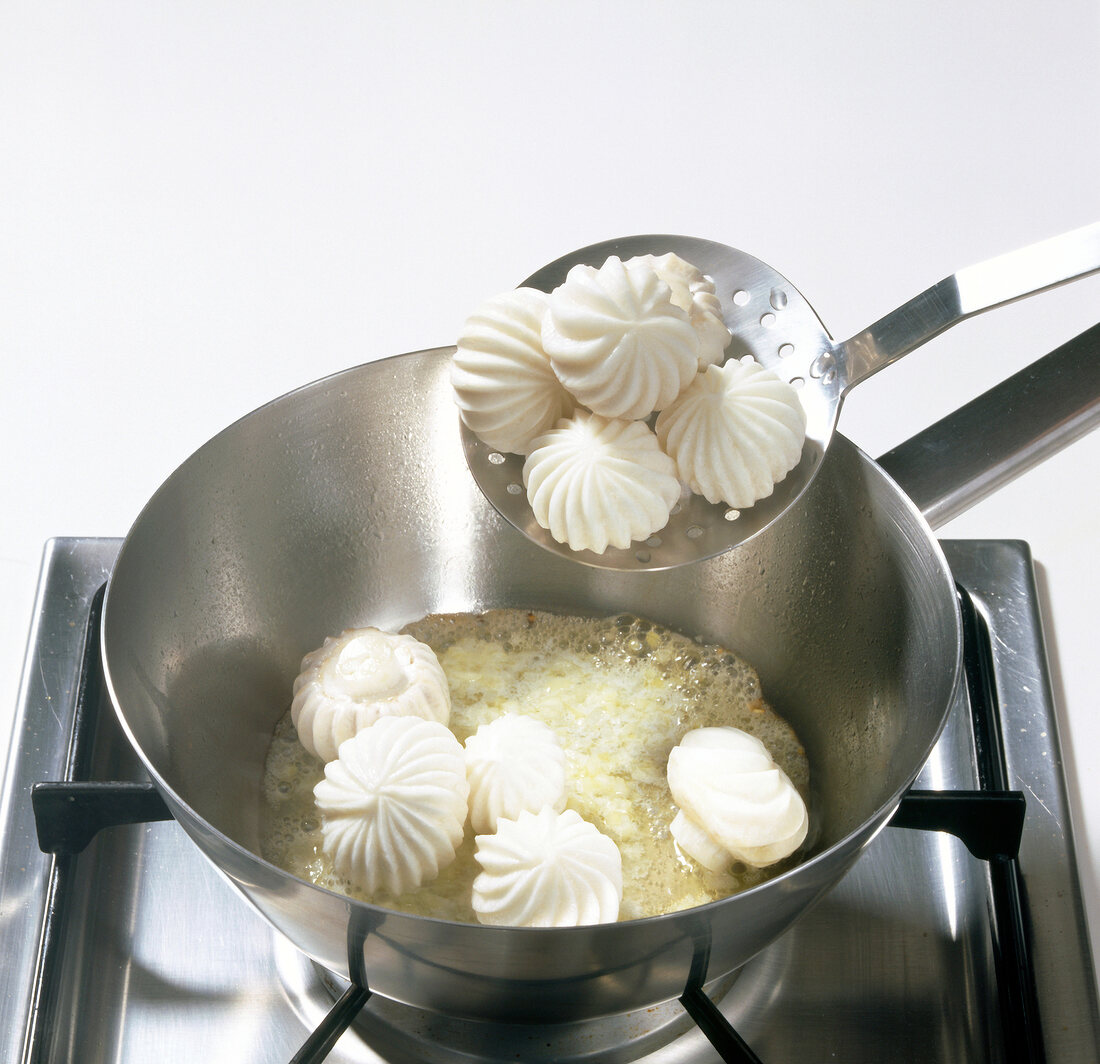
[459,222,1100,570]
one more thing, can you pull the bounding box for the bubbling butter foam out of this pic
[261,610,810,922]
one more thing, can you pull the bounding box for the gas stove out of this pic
[3,537,1098,1063]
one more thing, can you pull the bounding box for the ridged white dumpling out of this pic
[292,628,450,762]
[452,287,574,454]
[522,410,682,553]
[314,715,469,896]
[655,358,806,509]
[541,256,700,420]
[464,713,567,834]
[472,808,623,927]
[628,252,730,368]
[667,726,808,869]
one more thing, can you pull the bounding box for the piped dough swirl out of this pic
[472,807,623,927]
[541,256,700,421]
[523,410,682,553]
[314,715,469,896]
[655,358,806,509]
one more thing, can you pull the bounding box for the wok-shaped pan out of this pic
[100,326,1098,1024]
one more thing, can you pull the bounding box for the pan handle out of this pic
[837,222,1100,392]
[876,322,1100,528]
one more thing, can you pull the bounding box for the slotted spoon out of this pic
[460,222,1100,570]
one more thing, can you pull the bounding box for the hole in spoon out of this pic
[724,509,741,522]
[506,482,523,495]
[732,289,751,306]
[488,452,506,466]
[810,352,839,384]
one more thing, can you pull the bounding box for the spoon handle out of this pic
[835,221,1100,392]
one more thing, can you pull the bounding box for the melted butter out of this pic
[260,610,809,922]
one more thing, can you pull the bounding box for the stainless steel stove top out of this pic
[3,537,1098,1063]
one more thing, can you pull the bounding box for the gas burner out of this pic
[277,939,741,1063]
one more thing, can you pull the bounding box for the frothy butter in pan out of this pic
[261,610,809,922]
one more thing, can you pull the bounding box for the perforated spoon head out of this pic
[459,234,840,571]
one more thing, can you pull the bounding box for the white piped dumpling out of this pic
[655,358,806,509]
[464,713,567,834]
[292,628,450,762]
[472,807,623,927]
[314,715,469,897]
[541,256,700,421]
[630,252,731,369]
[522,410,682,553]
[452,287,574,455]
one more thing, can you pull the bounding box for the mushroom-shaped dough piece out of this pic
[292,628,450,762]
[667,726,808,869]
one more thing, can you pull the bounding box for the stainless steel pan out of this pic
[100,325,1099,1024]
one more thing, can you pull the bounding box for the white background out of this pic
[3,1,1098,988]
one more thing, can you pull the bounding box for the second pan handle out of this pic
[875,322,1100,528]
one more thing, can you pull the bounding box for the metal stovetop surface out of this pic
[1,537,1098,1063]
